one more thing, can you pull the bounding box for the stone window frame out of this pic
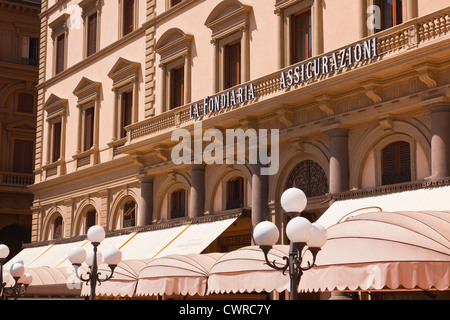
[15,90,37,115]
[373,134,416,186]
[118,0,139,38]
[107,58,140,147]
[205,0,252,92]
[72,77,102,168]
[49,13,70,75]
[78,0,102,58]
[275,0,325,69]
[42,94,68,178]
[155,28,193,113]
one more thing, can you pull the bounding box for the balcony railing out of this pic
[123,8,449,149]
[0,172,34,187]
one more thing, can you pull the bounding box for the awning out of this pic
[121,215,240,259]
[4,213,240,296]
[318,185,450,228]
[80,259,150,298]
[299,210,450,292]
[135,253,224,297]
[207,245,290,294]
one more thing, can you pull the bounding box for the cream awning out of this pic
[4,214,240,296]
[207,245,291,294]
[135,253,224,297]
[299,210,450,292]
[80,259,150,298]
[318,185,450,228]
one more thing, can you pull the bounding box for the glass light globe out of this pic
[87,225,105,243]
[10,263,25,278]
[0,244,9,259]
[86,250,103,267]
[10,258,24,266]
[2,272,11,284]
[18,273,32,285]
[280,188,307,213]
[286,216,312,243]
[68,246,87,265]
[103,247,122,266]
[253,221,279,246]
[307,223,328,248]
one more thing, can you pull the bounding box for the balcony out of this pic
[0,172,34,187]
[119,7,449,154]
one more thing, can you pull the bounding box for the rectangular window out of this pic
[376,0,403,31]
[171,0,182,6]
[171,189,186,219]
[226,177,244,210]
[382,141,411,185]
[56,34,65,74]
[123,0,135,36]
[52,121,62,162]
[170,66,184,109]
[22,36,39,66]
[291,10,311,64]
[121,91,133,138]
[13,139,34,173]
[83,107,95,152]
[224,41,241,89]
[87,13,97,57]
[18,93,34,114]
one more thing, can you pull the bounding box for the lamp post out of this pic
[0,244,33,300]
[253,188,327,300]
[68,225,122,300]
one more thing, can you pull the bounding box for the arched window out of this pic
[286,160,328,197]
[123,200,136,228]
[382,141,411,185]
[85,209,97,234]
[171,189,186,219]
[53,216,63,240]
[227,177,244,210]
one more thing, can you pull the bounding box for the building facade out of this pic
[0,0,40,260]
[28,0,449,298]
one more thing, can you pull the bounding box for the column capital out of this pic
[321,123,350,136]
[420,96,450,111]
[137,174,154,183]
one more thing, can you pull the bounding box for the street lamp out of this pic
[253,187,327,300]
[0,244,33,300]
[68,225,122,300]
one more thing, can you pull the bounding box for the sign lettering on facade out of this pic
[280,37,378,90]
[190,38,378,120]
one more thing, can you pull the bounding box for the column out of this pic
[189,164,205,218]
[406,0,418,21]
[428,101,450,179]
[183,52,191,105]
[327,127,350,194]
[275,8,284,69]
[312,0,324,57]
[138,176,154,226]
[251,163,268,229]
[241,24,250,83]
[357,0,367,39]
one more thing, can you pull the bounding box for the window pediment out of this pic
[5,118,36,133]
[44,93,68,116]
[205,0,251,40]
[73,77,101,103]
[155,28,193,64]
[108,57,140,87]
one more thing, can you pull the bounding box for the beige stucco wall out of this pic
[32,0,450,243]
